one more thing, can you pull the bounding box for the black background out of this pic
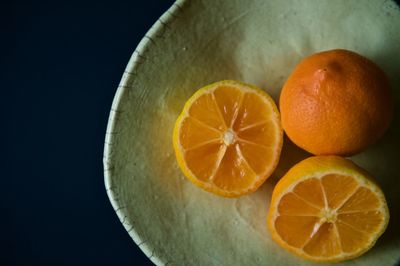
[3,0,400,265]
[3,0,173,265]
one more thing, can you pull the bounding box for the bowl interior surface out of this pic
[104,0,400,265]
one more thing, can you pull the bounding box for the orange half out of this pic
[173,80,283,197]
[268,156,389,262]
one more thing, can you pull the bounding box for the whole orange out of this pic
[280,49,393,156]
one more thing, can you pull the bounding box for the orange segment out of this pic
[275,216,320,248]
[213,85,243,127]
[321,174,358,209]
[338,211,384,233]
[237,121,278,147]
[212,145,256,191]
[187,92,226,131]
[179,117,221,149]
[335,220,370,253]
[303,223,341,257]
[338,187,381,213]
[277,193,320,216]
[292,178,325,208]
[268,156,389,262]
[238,142,274,175]
[173,80,282,197]
[185,143,222,182]
[233,92,273,130]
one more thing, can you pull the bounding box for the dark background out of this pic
[2,0,174,265]
[3,0,400,265]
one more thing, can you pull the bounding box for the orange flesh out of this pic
[177,84,281,193]
[274,174,385,257]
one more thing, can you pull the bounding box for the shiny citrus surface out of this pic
[173,80,283,197]
[268,156,389,262]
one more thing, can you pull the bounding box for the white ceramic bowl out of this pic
[104,0,400,265]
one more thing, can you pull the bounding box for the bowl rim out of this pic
[103,0,184,265]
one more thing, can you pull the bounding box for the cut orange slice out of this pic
[173,80,283,197]
[268,156,389,262]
